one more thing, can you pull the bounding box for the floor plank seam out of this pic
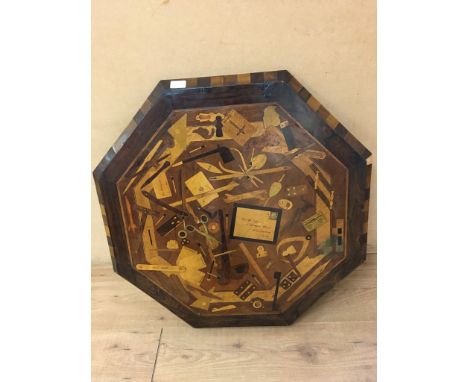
[150,328,164,382]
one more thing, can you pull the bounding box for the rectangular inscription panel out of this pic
[229,203,282,244]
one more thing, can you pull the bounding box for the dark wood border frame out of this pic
[93,70,372,327]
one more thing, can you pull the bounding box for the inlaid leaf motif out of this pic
[269,182,282,197]
[197,161,222,174]
[251,154,267,170]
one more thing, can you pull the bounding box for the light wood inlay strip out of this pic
[237,73,251,84]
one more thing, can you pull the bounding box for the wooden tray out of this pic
[93,70,372,327]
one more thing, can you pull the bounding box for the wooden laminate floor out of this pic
[92,253,376,382]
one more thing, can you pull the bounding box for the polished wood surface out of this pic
[117,102,349,318]
[92,253,376,381]
[94,70,372,327]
